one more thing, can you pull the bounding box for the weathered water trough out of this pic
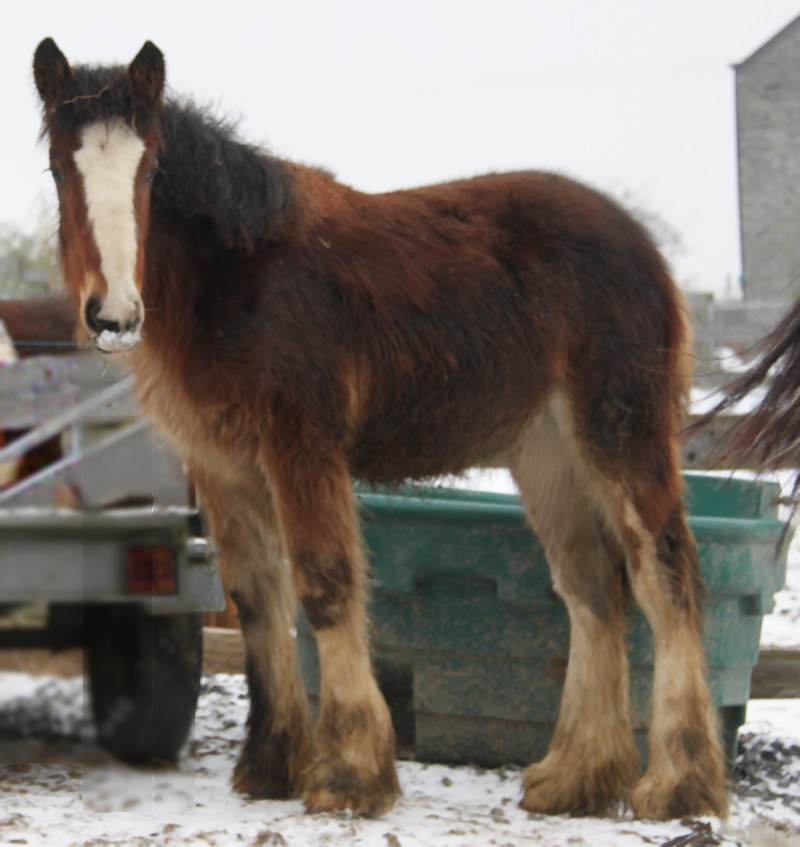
[298,472,789,767]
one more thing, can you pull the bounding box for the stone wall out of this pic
[736,16,800,302]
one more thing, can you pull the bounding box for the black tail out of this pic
[690,298,800,533]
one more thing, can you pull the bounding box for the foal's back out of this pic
[278,168,688,486]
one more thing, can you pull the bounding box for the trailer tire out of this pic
[85,605,203,764]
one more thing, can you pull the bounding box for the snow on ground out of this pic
[760,486,800,648]
[0,673,798,847]
[740,469,800,650]
[761,538,800,649]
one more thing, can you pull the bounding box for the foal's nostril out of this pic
[85,296,121,335]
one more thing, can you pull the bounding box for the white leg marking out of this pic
[74,120,145,325]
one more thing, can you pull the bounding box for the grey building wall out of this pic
[736,15,800,303]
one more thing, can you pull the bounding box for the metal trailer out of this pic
[0,352,224,763]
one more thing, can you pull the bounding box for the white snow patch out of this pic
[96,328,141,353]
[760,521,800,649]
[441,466,519,494]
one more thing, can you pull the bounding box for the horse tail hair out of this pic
[689,297,800,539]
[695,297,800,474]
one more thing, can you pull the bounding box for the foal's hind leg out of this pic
[192,464,313,799]
[261,436,399,817]
[609,497,728,819]
[512,402,639,815]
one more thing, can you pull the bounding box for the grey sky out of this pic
[2,1,799,296]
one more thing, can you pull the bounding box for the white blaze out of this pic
[74,120,145,327]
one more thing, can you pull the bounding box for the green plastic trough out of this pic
[298,472,789,767]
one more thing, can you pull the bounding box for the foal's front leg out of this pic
[192,465,313,799]
[262,439,400,816]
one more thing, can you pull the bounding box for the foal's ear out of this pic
[33,38,72,106]
[128,41,165,105]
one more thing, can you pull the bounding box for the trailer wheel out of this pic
[85,605,203,764]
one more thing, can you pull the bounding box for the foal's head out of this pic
[33,38,164,353]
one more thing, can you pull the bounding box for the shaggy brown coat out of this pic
[30,37,728,820]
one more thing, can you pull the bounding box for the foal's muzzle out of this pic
[85,295,143,353]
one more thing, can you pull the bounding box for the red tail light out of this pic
[125,546,177,595]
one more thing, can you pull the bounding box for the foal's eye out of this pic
[146,166,158,183]
[49,166,65,185]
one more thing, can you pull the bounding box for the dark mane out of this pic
[42,64,292,252]
[156,100,292,250]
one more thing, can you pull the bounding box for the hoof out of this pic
[632,726,728,820]
[232,729,310,800]
[631,771,728,820]
[304,695,400,817]
[520,749,638,816]
[233,754,298,799]
[303,755,400,817]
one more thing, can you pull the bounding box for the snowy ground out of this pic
[0,673,798,847]
[0,467,798,846]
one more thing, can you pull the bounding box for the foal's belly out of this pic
[136,355,544,488]
[348,392,540,485]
